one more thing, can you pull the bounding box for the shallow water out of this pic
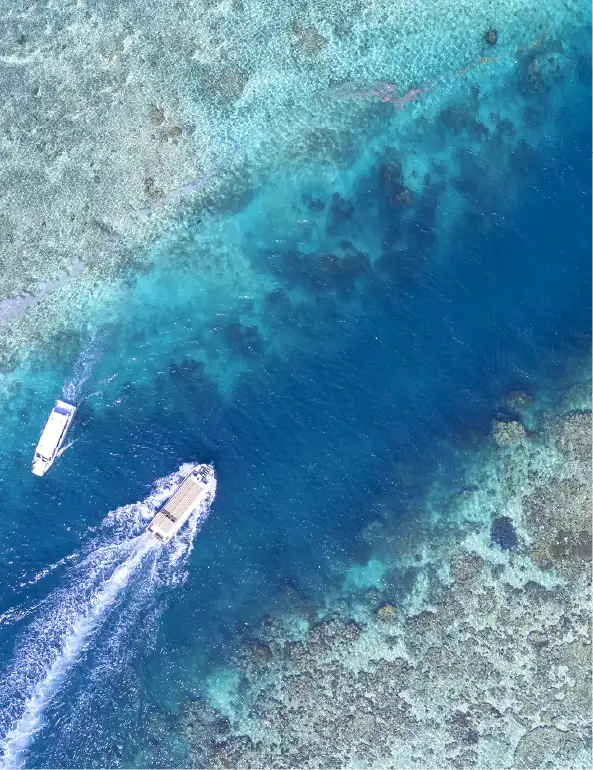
[0,5,590,768]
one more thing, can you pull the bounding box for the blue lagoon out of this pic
[0,0,590,766]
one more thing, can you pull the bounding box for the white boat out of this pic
[147,464,215,544]
[32,400,76,476]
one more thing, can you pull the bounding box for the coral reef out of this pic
[506,390,535,411]
[492,417,525,444]
[490,515,518,550]
[0,0,584,378]
[376,601,397,622]
[177,385,591,769]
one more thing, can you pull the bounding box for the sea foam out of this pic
[0,466,216,769]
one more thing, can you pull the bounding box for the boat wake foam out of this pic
[0,464,216,769]
[62,332,107,405]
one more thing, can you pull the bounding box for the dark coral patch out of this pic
[169,358,205,381]
[266,244,370,297]
[378,157,407,202]
[291,22,327,56]
[519,55,545,95]
[315,250,370,295]
[523,106,542,127]
[326,192,355,236]
[484,28,498,46]
[302,193,326,212]
[438,105,490,139]
[576,54,592,84]
[224,322,264,355]
[197,65,250,106]
[263,288,292,316]
[493,115,516,138]
[452,149,490,197]
[509,139,538,175]
[491,515,518,550]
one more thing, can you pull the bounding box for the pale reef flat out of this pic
[0,0,584,365]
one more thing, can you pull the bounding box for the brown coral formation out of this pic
[492,417,525,444]
[376,601,397,621]
[506,390,535,411]
[187,575,589,768]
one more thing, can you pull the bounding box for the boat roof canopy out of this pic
[36,403,73,458]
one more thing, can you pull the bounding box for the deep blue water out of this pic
[0,23,591,770]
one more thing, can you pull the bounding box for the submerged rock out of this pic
[163,125,182,142]
[308,617,364,655]
[449,551,484,584]
[527,629,549,648]
[144,177,163,198]
[492,417,525,444]
[484,28,498,46]
[240,639,274,666]
[491,515,518,550]
[505,390,534,410]
[376,602,397,621]
[214,735,255,769]
[550,528,592,564]
[524,486,592,576]
[513,725,585,769]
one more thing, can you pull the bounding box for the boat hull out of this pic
[147,464,215,544]
[32,400,76,476]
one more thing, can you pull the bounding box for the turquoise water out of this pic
[0,6,591,768]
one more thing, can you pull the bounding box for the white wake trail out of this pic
[62,332,106,405]
[0,539,153,770]
[0,465,216,769]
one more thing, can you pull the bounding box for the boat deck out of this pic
[147,468,212,543]
[36,406,71,458]
[162,474,203,521]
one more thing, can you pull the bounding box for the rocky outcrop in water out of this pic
[492,417,525,444]
[505,390,534,410]
[484,28,498,46]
